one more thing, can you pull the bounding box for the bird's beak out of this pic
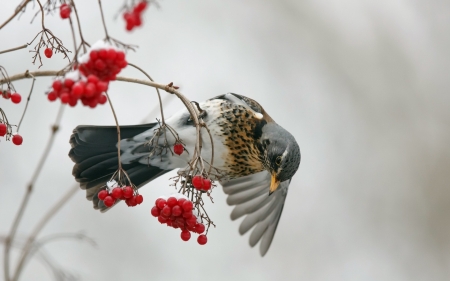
[269,173,280,195]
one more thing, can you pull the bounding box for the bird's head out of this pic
[260,124,301,194]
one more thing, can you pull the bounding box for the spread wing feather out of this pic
[221,171,289,256]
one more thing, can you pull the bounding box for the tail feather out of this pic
[69,123,172,212]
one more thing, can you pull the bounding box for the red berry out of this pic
[103,196,115,207]
[96,81,108,92]
[11,93,21,104]
[172,205,182,217]
[98,190,108,200]
[180,230,191,241]
[161,205,171,217]
[111,187,123,199]
[150,206,160,217]
[47,92,57,101]
[135,194,144,204]
[94,59,106,70]
[68,97,77,107]
[176,217,185,226]
[44,48,53,58]
[88,98,98,108]
[122,186,134,198]
[192,175,203,189]
[98,49,108,59]
[158,216,167,224]
[134,2,148,13]
[195,223,205,234]
[52,80,62,91]
[71,82,84,97]
[64,79,74,88]
[84,83,96,97]
[116,51,125,61]
[177,198,186,207]
[167,197,177,207]
[60,4,71,19]
[173,143,184,155]
[126,196,137,207]
[106,49,117,60]
[97,94,107,104]
[87,74,99,84]
[186,216,197,227]
[202,178,212,191]
[197,234,207,245]
[156,199,166,209]
[182,210,193,219]
[0,124,7,136]
[60,93,70,104]
[89,51,98,61]
[182,200,193,212]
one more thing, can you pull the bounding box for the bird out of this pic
[69,93,301,256]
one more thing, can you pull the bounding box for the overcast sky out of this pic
[1,0,450,280]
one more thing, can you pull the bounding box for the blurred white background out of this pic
[1,0,450,280]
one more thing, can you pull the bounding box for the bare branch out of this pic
[3,104,65,281]
[0,0,32,30]
[12,185,79,281]
[0,44,28,55]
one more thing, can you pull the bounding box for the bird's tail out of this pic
[69,123,170,212]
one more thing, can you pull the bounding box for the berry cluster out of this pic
[2,90,21,104]
[191,175,212,191]
[173,143,184,155]
[48,73,108,108]
[47,42,127,108]
[79,48,127,82]
[60,3,72,19]
[123,1,148,31]
[150,195,208,245]
[98,186,143,208]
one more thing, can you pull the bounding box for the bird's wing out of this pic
[220,171,289,256]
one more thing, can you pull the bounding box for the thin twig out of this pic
[105,92,122,171]
[0,0,31,30]
[0,44,28,55]
[3,104,65,281]
[97,0,109,38]
[12,185,78,281]
[70,0,87,52]
[128,63,166,124]
[17,73,36,132]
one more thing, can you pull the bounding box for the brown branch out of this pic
[12,185,79,281]
[0,0,31,30]
[3,104,65,281]
[0,44,28,55]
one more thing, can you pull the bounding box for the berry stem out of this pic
[97,0,110,39]
[16,73,36,132]
[128,63,166,125]
[104,91,122,171]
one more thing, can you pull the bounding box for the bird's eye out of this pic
[275,156,282,166]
